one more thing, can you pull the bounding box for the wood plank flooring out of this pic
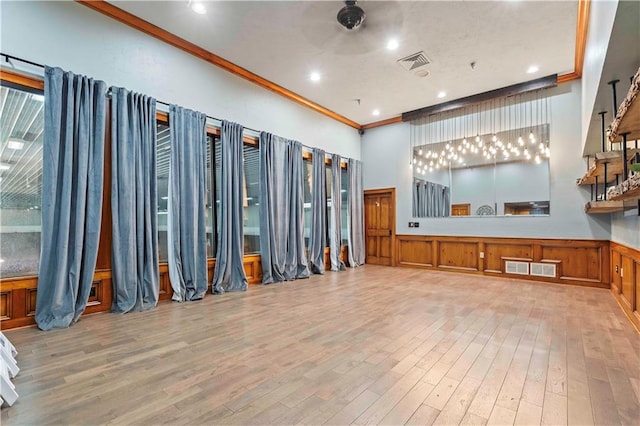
[2,266,639,425]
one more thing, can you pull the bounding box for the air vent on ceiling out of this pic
[530,262,557,278]
[397,51,431,71]
[505,260,529,275]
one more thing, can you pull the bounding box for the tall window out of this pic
[341,165,348,246]
[156,122,170,262]
[243,143,260,254]
[325,163,332,247]
[303,157,312,247]
[0,86,44,278]
[205,135,217,258]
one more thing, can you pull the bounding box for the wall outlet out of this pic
[479,251,485,259]
[408,222,414,228]
[413,222,420,228]
[616,265,619,273]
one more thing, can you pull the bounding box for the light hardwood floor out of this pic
[2,266,639,425]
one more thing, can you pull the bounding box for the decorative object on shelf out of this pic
[608,66,640,143]
[476,205,495,216]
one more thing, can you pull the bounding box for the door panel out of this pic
[364,190,395,266]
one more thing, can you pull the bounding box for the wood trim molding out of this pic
[75,0,361,130]
[0,67,44,91]
[361,116,403,130]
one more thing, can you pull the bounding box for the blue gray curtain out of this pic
[308,148,326,274]
[167,105,208,301]
[413,178,450,217]
[35,66,106,330]
[329,154,346,271]
[110,87,159,313]
[259,133,310,284]
[212,121,248,293]
[347,159,365,267]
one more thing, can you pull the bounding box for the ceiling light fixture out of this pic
[7,139,24,150]
[309,72,321,82]
[372,109,380,116]
[386,39,399,50]
[0,163,10,171]
[527,65,539,74]
[190,1,207,15]
[437,91,446,99]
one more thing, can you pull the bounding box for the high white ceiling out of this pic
[111,0,578,125]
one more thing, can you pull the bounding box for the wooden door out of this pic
[365,188,395,266]
[451,203,470,216]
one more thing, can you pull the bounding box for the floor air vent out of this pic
[505,260,529,275]
[530,262,557,278]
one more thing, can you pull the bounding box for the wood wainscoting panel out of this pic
[0,292,11,321]
[243,254,263,284]
[540,244,604,284]
[397,236,434,267]
[610,242,640,332]
[396,235,609,288]
[158,263,172,301]
[621,255,635,310]
[612,249,622,294]
[483,242,533,273]
[438,241,479,271]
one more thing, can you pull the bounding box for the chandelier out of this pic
[409,90,551,176]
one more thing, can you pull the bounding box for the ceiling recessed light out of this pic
[372,109,380,116]
[386,39,399,50]
[190,1,207,15]
[0,163,11,171]
[527,65,539,74]
[7,139,24,150]
[309,72,321,82]
[437,91,446,99]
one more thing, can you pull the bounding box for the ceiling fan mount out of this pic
[337,1,366,31]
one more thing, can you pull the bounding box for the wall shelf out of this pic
[584,200,625,214]
[577,149,640,185]
[609,66,640,143]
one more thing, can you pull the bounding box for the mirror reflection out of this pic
[412,124,550,217]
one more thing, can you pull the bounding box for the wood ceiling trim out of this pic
[75,0,362,131]
[362,0,592,130]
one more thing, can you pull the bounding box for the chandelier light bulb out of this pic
[418,149,423,155]
[416,167,421,173]
[462,148,467,154]
[413,158,417,164]
[441,150,445,156]
[475,135,480,142]
[435,164,440,169]
[429,167,433,172]
[518,136,524,146]
[492,134,497,142]
[539,142,545,151]
[445,143,450,150]
[463,138,467,145]
[535,154,541,164]
[423,169,427,175]
[418,160,423,166]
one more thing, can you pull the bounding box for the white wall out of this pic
[581,0,619,150]
[611,211,640,249]
[0,1,360,159]
[362,81,611,239]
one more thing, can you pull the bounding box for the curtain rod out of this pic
[1,52,330,157]
[1,53,45,69]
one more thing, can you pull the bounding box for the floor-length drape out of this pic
[212,121,248,293]
[413,178,450,217]
[259,133,309,284]
[167,105,208,301]
[347,159,365,267]
[35,66,106,330]
[110,87,159,313]
[308,148,326,274]
[329,154,346,271]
